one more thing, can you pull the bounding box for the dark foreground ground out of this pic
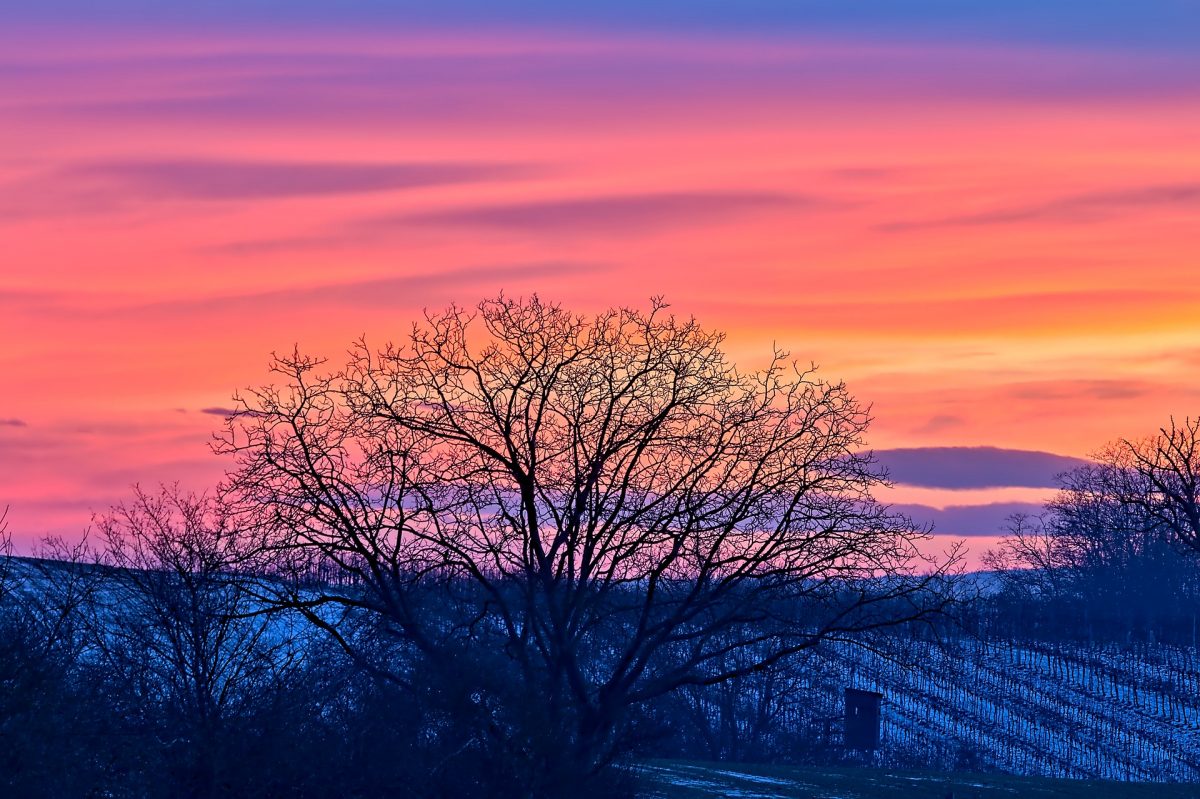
[637,760,1200,798]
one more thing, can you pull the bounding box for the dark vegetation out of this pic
[2,299,1199,797]
[984,422,1200,647]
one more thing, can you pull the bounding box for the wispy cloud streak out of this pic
[382,192,809,234]
[59,158,527,200]
[883,183,1200,231]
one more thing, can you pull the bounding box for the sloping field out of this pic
[679,636,1200,782]
[810,638,1200,781]
[638,760,1200,799]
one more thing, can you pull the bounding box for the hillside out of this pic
[685,635,1200,783]
[9,556,1200,786]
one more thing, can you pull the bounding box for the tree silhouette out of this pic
[1118,418,1200,554]
[218,296,955,796]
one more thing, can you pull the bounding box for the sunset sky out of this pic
[2,3,1199,561]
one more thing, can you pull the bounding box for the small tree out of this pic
[219,296,955,796]
[984,513,1080,603]
[94,486,308,799]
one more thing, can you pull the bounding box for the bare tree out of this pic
[218,296,955,795]
[986,453,1200,644]
[984,513,1080,602]
[1117,418,1200,553]
[94,485,308,799]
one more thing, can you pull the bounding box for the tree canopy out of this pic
[217,296,954,796]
